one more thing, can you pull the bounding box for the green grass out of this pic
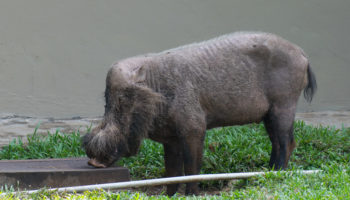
[0,128,85,160]
[118,121,349,188]
[0,121,349,199]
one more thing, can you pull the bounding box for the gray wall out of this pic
[0,0,349,118]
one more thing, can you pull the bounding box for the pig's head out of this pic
[82,121,124,168]
[82,66,163,167]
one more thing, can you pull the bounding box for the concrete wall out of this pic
[0,0,349,118]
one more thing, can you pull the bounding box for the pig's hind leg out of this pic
[263,104,297,169]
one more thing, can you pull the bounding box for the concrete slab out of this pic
[1,111,349,146]
[0,157,130,190]
[296,111,350,129]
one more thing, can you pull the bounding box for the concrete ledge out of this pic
[0,111,349,146]
[295,111,350,128]
[0,158,130,190]
[0,115,100,146]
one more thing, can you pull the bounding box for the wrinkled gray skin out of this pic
[83,32,316,195]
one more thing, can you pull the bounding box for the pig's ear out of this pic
[129,85,165,131]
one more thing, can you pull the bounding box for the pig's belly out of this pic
[203,95,269,129]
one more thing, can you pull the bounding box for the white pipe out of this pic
[19,170,321,194]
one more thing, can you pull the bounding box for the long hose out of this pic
[17,170,321,194]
